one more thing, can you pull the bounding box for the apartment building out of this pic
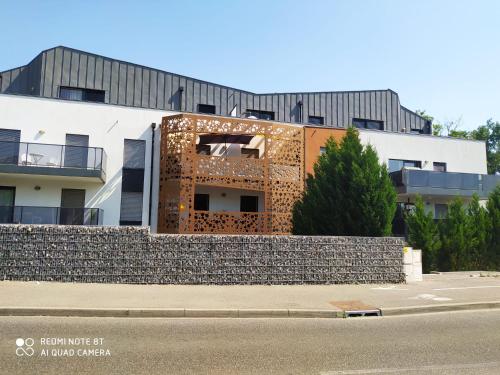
[0,46,497,234]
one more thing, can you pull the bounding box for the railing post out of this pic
[60,145,64,168]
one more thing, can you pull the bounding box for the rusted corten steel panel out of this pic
[158,114,304,235]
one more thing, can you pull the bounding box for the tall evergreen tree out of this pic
[439,198,470,271]
[292,128,397,236]
[404,195,440,273]
[466,194,490,270]
[486,186,500,269]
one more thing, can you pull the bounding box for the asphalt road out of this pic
[1,310,499,375]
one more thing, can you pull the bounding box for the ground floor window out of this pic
[194,194,210,211]
[240,196,258,212]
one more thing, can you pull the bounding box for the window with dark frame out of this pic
[308,116,324,125]
[433,162,447,172]
[241,148,259,159]
[119,139,146,226]
[352,118,384,130]
[59,87,105,103]
[240,195,258,212]
[319,147,327,155]
[196,144,211,155]
[245,110,275,121]
[198,104,216,114]
[194,194,209,211]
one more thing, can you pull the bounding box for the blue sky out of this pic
[1,0,499,130]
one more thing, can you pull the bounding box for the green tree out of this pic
[486,186,500,269]
[415,110,442,136]
[466,194,490,270]
[404,195,440,273]
[292,128,397,236]
[439,198,470,271]
[470,119,500,174]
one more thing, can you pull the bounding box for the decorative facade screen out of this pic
[158,114,304,235]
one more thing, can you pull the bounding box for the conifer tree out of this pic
[292,128,397,236]
[486,185,500,269]
[439,198,470,271]
[404,195,440,273]
[466,194,490,270]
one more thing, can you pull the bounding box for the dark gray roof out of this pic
[0,46,431,133]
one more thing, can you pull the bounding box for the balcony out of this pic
[0,141,106,182]
[390,168,500,198]
[0,206,102,225]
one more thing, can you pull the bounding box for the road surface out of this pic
[1,310,499,374]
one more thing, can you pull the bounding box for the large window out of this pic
[308,116,324,125]
[352,118,384,130]
[120,139,146,226]
[59,87,105,103]
[198,104,216,114]
[246,110,275,121]
[388,159,422,173]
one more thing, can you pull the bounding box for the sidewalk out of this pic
[1,272,499,318]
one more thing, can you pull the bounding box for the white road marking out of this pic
[409,294,452,302]
[320,361,499,374]
[433,285,500,291]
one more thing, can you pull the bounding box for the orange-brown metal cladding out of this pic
[158,114,304,234]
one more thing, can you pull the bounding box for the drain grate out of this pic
[345,309,382,318]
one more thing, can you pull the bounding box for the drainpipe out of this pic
[148,122,156,226]
[297,100,303,123]
[179,86,184,111]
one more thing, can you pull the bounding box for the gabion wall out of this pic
[0,225,405,284]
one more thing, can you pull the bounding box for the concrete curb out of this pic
[1,302,499,319]
[380,301,500,316]
[0,307,344,319]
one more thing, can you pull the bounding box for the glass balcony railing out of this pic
[0,206,102,225]
[0,140,106,175]
[390,168,500,197]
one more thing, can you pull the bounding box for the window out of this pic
[435,204,448,219]
[388,159,422,173]
[64,134,89,168]
[308,116,324,125]
[194,194,209,211]
[241,148,259,159]
[59,86,105,103]
[433,162,447,172]
[120,139,146,226]
[352,118,384,130]
[246,110,275,121]
[196,144,211,155]
[198,104,216,114]
[319,147,327,155]
[0,128,21,165]
[240,195,258,212]
[0,186,15,224]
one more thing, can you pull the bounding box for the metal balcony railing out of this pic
[0,140,107,175]
[0,206,103,225]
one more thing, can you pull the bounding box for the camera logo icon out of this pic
[16,338,35,357]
